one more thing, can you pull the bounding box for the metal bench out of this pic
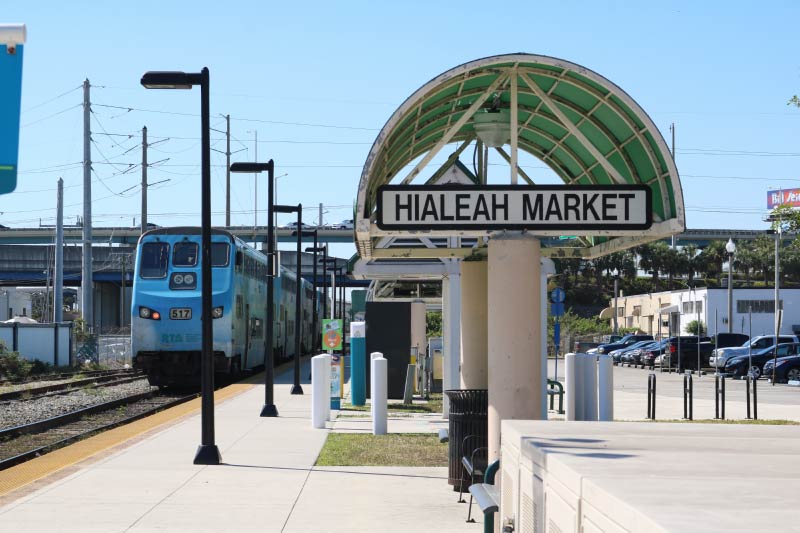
[468,459,501,533]
[547,379,565,414]
[457,435,487,522]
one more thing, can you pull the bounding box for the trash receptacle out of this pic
[444,389,488,489]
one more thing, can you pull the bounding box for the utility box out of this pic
[365,301,416,399]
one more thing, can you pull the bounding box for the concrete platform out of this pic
[0,359,478,532]
[503,420,800,532]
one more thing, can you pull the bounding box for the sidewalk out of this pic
[0,359,480,532]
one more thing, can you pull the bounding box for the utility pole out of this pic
[141,126,147,234]
[82,79,93,332]
[318,203,323,226]
[54,178,64,323]
[121,255,127,328]
[225,115,231,227]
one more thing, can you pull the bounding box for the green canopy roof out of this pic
[355,54,684,260]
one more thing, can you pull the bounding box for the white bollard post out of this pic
[311,354,331,429]
[583,353,598,421]
[371,355,388,435]
[598,354,614,421]
[565,353,577,421]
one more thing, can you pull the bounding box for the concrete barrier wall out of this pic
[0,323,72,366]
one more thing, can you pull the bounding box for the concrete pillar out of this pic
[487,234,542,461]
[442,259,461,417]
[460,260,488,389]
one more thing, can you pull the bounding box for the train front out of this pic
[131,229,234,387]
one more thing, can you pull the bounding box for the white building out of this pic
[608,287,800,339]
[0,288,33,321]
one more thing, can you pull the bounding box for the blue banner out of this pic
[0,34,24,195]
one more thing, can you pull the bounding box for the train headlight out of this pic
[212,306,224,319]
[139,306,161,320]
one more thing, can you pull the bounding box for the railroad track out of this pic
[0,391,197,470]
[0,369,123,387]
[0,370,144,401]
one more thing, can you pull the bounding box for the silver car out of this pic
[710,335,799,368]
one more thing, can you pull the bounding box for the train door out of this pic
[244,303,251,368]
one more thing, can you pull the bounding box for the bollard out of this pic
[311,354,331,429]
[371,354,388,435]
[574,353,585,421]
[715,374,726,420]
[350,322,366,406]
[597,354,613,421]
[683,372,693,420]
[646,373,656,420]
[746,375,758,420]
[582,354,598,421]
[564,353,577,421]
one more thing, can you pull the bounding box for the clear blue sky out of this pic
[4,1,800,260]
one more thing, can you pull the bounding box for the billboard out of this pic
[768,189,800,209]
[0,24,26,195]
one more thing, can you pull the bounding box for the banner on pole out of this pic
[0,24,26,195]
[322,319,343,350]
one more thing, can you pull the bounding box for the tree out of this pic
[685,319,706,336]
[426,311,442,338]
[698,240,726,281]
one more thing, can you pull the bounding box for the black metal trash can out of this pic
[444,389,488,489]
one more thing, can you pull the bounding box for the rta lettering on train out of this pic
[376,185,652,230]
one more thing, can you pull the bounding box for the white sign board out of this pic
[377,185,652,231]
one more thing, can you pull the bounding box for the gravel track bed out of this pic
[0,379,158,430]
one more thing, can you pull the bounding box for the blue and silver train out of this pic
[131,227,319,387]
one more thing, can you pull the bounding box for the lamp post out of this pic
[726,238,736,334]
[611,268,619,336]
[772,227,782,385]
[275,203,303,394]
[305,237,324,352]
[322,258,339,319]
[141,68,220,465]
[230,161,278,417]
[318,244,328,322]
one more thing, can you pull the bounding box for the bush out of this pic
[0,352,31,380]
[685,319,707,336]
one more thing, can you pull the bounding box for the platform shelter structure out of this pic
[354,54,684,460]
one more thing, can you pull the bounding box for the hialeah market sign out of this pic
[377,185,652,231]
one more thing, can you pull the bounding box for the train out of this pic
[131,227,320,387]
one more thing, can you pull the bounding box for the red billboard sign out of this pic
[768,189,800,209]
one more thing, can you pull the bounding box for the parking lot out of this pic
[548,359,800,421]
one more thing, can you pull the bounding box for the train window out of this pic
[140,242,169,278]
[212,243,230,267]
[235,251,243,270]
[173,242,198,267]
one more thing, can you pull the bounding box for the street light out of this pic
[230,160,278,417]
[304,234,323,352]
[611,268,619,336]
[322,257,339,319]
[725,238,736,334]
[141,68,221,465]
[275,203,303,394]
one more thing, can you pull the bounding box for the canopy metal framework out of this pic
[356,54,684,260]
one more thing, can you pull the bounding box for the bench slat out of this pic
[469,483,500,514]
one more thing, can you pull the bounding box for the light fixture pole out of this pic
[611,268,619,336]
[230,161,278,417]
[141,68,220,465]
[275,203,303,394]
[305,236,324,352]
[725,238,736,334]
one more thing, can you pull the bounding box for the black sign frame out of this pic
[376,184,653,231]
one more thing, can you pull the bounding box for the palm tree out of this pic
[698,240,726,282]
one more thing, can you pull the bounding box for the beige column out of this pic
[487,234,542,461]
[460,260,488,389]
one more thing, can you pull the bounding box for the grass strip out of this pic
[316,433,447,467]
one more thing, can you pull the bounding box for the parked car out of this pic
[763,352,800,383]
[710,335,799,369]
[610,340,653,362]
[615,340,659,364]
[724,343,800,379]
[281,221,316,230]
[668,336,714,370]
[641,339,669,367]
[575,340,602,353]
[595,334,654,355]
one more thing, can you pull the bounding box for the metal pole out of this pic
[82,79,93,331]
[321,245,328,321]
[141,126,147,234]
[332,262,337,319]
[291,204,304,395]
[54,178,64,323]
[696,291,701,375]
[613,274,618,335]
[312,231,318,351]
[748,307,752,379]
[727,251,733,333]
[225,115,230,227]
[261,160,277,417]
[194,67,221,465]
[120,255,126,327]
[774,227,780,385]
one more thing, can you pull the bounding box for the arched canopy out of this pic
[355,54,684,260]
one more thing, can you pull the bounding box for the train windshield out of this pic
[212,243,230,267]
[140,242,169,278]
[173,242,198,267]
